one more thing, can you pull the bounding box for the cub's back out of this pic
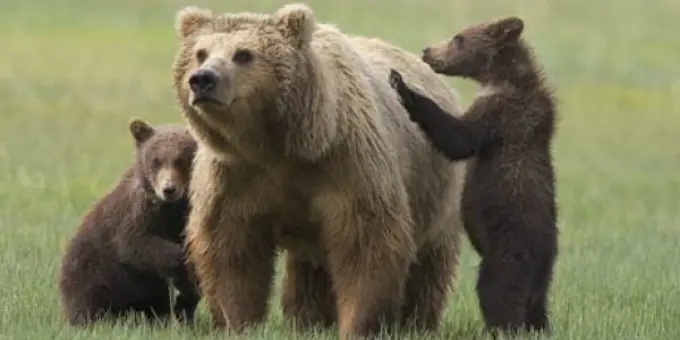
[60,169,138,267]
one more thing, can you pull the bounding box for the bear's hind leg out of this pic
[62,267,129,326]
[401,241,458,332]
[477,255,531,335]
[281,252,336,330]
[525,254,556,332]
[526,291,549,332]
[136,291,173,326]
[65,301,111,326]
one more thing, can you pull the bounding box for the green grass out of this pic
[1,0,679,339]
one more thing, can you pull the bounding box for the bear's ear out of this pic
[175,6,214,38]
[129,118,155,145]
[488,16,524,43]
[273,3,315,48]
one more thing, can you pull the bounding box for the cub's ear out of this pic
[273,3,315,48]
[488,16,524,43]
[129,118,155,145]
[175,6,214,38]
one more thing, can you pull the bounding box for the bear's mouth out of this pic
[191,96,227,107]
[159,192,184,202]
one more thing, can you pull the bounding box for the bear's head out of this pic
[172,4,316,133]
[421,16,525,81]
[128,118,197,203]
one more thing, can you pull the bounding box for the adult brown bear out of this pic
[172,4,467,339]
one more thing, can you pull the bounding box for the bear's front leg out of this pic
[317,191,417,339]
[187,209,277,333]
[185,155,277,332]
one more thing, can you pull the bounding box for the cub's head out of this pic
[128,118,197,202]
[421,16,524,79]
[172,4,316,128]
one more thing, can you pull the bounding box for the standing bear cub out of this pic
[58,118,201,326]
[389,16,558,335]
[172,3,466,339]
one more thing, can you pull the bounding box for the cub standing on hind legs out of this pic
[58,118,201,326]
[389,16,558,335]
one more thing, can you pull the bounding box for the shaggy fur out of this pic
[389,16,558,335]
[58,119,201,326]
[171,4,467,339]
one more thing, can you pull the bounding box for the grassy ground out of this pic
[1,0,679,339]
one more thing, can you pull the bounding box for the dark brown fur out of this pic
[389,16,558,335]
[58,119,201,326]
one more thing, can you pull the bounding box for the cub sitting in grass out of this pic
[58,118,201,326]
[389,16,558,335]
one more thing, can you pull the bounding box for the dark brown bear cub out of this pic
[58,118,201,326]
[389,16,558,335]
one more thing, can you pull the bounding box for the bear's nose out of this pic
[162,185,177,196]
[421,47,431,56]
[188,69,219,93]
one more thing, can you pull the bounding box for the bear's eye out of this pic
[196,48,208,64]
[232,49,254,65]
[175,157,190,169]
[151,158,161,168]
[453,35,464,48]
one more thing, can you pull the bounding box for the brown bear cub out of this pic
[389,16,558,335]
[58,118,201,326]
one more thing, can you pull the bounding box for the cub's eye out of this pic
[232,49,254,64]
[196,48,208,63]
[453,35,464,48]
[175,157,191,169]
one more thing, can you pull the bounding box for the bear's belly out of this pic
[275,221,326,268]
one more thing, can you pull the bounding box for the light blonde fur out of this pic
[172,3,466,338]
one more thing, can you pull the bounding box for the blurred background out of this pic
[1,0,678,339]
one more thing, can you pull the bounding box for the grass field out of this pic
[1,0,679,339]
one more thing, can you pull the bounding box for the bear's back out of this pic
[309,24,461,153]
[351,35,462,116]
[309,25,465,242]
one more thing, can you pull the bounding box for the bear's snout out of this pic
[159,182,184,202]
[154,167,185,202]
[188,69,219,95]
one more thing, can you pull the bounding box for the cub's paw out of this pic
[388,68,405,91]
[388,68,420,120]
[173,294,199,324]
